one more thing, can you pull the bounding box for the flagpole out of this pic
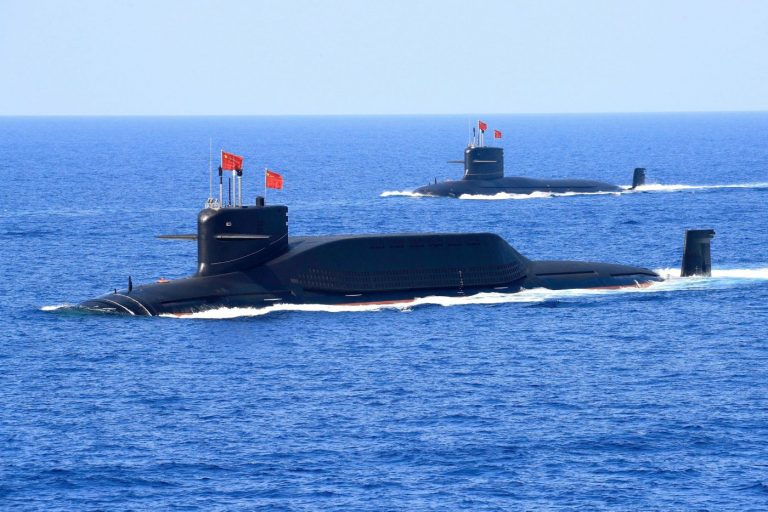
[208,138,212,202]
[264,168,268,204]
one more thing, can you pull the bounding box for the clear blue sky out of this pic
[1,0,766,115]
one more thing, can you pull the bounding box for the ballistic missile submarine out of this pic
[78,198,714,317]
[413,134,646,197]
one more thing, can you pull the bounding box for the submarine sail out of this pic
[412,121,646,197]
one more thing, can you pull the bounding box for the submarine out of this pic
[78,191,714,317]
[413,122,646,197]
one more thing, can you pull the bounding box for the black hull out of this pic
[408,143,644,197]
[79,272,661,317]
[414,177,624,197]
[79,227,662,316]
[75,203,710,318]
[80,282,527,316]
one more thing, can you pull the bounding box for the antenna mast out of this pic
[208,138,213,201]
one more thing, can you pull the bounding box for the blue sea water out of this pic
[1,113,768,510]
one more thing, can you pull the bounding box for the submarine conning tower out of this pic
[197,200,289,276]
[463,146,504,180]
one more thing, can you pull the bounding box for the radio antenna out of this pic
[208,138,213,200]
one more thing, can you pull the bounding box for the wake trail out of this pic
[632,182,768,192]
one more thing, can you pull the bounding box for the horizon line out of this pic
[1,109,767,118]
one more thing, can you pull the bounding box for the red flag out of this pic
[266,169,283,189]
[494,129,502,139]
[221,151,243,171]
[478,120,487,132]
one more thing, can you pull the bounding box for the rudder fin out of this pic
[631,167,646,189]
[681,229,715,277]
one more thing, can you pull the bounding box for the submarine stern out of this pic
[526,260,663,290]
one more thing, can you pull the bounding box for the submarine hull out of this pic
[414,177,624,197]
[407,141,644,197]
[79,278,532,316]
[78,231,662,317]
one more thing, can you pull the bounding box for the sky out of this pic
[1,0,767,115]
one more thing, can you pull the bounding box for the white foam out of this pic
[380,190,429,198]
[162,290,568,320]
[40,304,72,311]
[458,190,620,200]
[712,268,768,279]
[654,267,768,281]
[648,267,768,296]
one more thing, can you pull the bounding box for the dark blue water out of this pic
[2,114,768,510]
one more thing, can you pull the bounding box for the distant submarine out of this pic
[78,197,713,317]
[413,123,646,197]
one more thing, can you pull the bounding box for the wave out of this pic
[155,267,768,320]
[40,304,73,311]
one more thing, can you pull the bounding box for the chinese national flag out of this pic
[266,169,283,189]
[478,120,487,132]
[221,151,244,171]
[494,129,502,139]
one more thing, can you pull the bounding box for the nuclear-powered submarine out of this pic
[412,124,646,197]
[78,198,714,317]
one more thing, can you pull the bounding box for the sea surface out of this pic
[1,114,768,510]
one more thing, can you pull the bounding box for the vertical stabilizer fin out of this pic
[631,167,646,189]
[681,229,715,277]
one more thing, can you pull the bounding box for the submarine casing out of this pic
[414,177,624,197]
[79,204,663,316]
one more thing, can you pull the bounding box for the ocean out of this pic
[1,113,767,510]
